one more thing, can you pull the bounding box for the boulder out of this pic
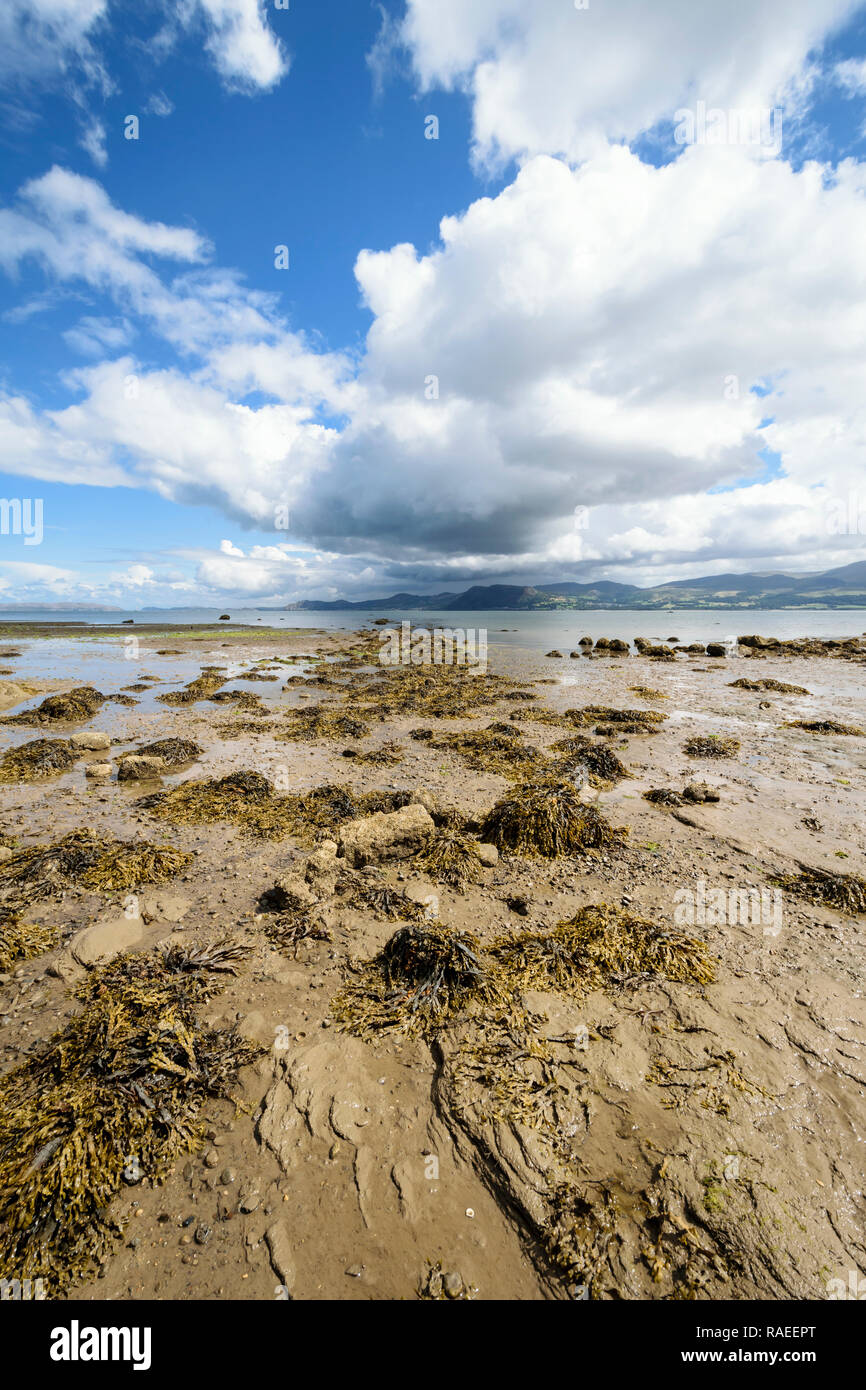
[687,643,706,653]
[85,762,112,779]
[705,643,727,657]
[70,730,111,751]
[594,637,610,649]
[738,635,780,649]
[338,803,434,867]
[545,650,564,658]
[578,636,593,646]
[477,842,499,867]
[117,754,164,780]
[609,639,629,652]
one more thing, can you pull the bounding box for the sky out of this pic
[1,0,866,609]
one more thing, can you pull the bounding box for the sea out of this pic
[1,606,865,655]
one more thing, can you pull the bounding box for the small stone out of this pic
[476,842,499,868]
[443,1271,464,1298]
[345,1264,364,1278]
[70,730,111,751]
[204,1149,220,1169]
[194,1224,211,1245]
[85,762,112,779]
[220,1167,236,1185]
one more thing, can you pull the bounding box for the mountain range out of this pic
[283,561,866,612]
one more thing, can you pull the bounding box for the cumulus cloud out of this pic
[397,0,860,167]
[3,141,866,595]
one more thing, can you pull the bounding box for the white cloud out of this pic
[835,56,866,94]
[195,0,288,91]
[4,140,866,595]
[398,0,860,167]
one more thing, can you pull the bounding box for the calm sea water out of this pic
[1,606,864,654]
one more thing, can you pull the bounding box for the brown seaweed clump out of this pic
[138,771,409,843]
[492,904,715,996]
[428,725,544,778]
[2,686,105,726]
[279,704,370,742]
[729,679,810,694]
[0,829,193,912]
[770,865,866,914]
[336,879,430,922]
[331,924,499,1037]
[0,738,78,783]
[684,736,740,758]
[157,671,225,705]
[413,828,485,891]
[0,939,258,1294]
[341,741,405,765]
[264,909,331,957]
[0,916,59,971]
[566,705,667,731]
[643,788,683,807]
[628,687,668,701]
[784,719,865,736]
[549,737,632,787]
[134,738,201,766]
[480,777,627,858]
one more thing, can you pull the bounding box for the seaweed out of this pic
[134,738,201,766]
[549,736,632,787]
[729,679,809,695]
[413,828,485,891]
[2,686,105,726]
[492,904,715,995]
[0,940,258,1294]
[0,916,59,971]
[643,788,683,806]
[157,672,225,705]
[628,687,668,701]
[331,923,500,1037]
[784,719,864,736]
[0,830,193,912]
[480,777,627,858]
[428,725,544,778]
[341,741,405,765]
[264,909,331,957]
[279,704,370,742]
[769,865,866,913]
[0,738,78,783]
[138,771,410,843]
[565,705,667,730]
[336,879,429,922]
[684,736,740,758]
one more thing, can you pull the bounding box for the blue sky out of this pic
[1,1,866,607]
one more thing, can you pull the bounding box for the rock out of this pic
[408,787,439,817]
[219,614,231,621]
[609,639,629,652]
[238,1180,262,1213]
[506,894,530,916]
[265,1221,296,1295]
[117,754,164,781]
[687,643,706,653]
[443,1271,464,1298]
[594,638,610,649]
[705,643,727,657]
[70,730,111,750]
[271,871,318,911]
[476,842,499,867]
[303,842,338,894]
[578,636,593,646]
[338,803,435,868]
[569,651,581,659]
[545,650,564,658]
[85,762,112,779]
[682,783,721,803]
[738,635,780,648]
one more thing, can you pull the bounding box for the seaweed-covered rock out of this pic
[3,686,105,725]
[117,755,165,781]
[705,643,727,657]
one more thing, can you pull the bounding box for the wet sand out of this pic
[0,625,864,1301]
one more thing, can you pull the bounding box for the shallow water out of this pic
[1,604,865,650]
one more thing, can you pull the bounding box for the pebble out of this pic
[194,1224,212,1246]
[345,1264,364,1278]
[443,1271,464,1298]
[204,1149,220,1169]
[220,1167,236,1185]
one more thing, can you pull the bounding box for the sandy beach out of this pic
[0,622,864,1301]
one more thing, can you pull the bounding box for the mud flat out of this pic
[0,628,864,1301]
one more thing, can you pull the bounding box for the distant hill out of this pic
[284,562,866,611]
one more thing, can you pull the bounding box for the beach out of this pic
[0,620,864,1301]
